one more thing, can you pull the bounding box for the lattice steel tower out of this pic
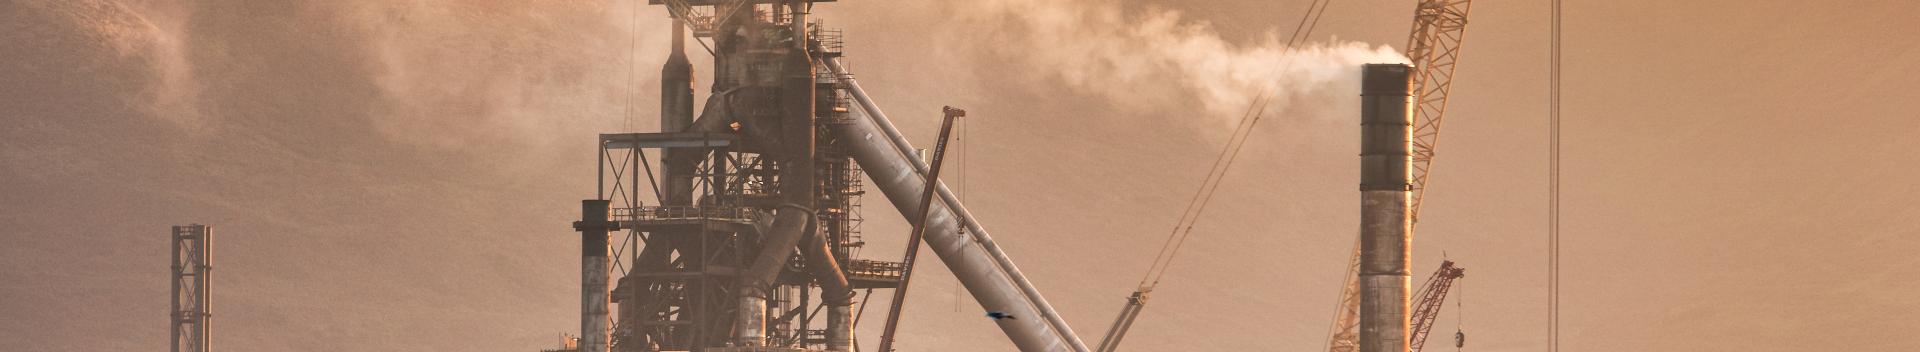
[171,224,212,352]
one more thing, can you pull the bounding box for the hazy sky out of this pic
[3,0,1917,351]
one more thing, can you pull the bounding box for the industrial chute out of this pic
[1326,1,1474,351]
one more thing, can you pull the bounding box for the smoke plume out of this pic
[95,0,667,156]
[946,0,1406,126]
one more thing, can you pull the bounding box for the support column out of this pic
[1358,63,1413,352]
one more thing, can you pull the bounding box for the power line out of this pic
[1137,0,1337,289]
[1548,0,1563,351]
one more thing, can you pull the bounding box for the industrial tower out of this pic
[170,224,213,352]
[1358,64,1415,352]
[572,1,1087,351]
[1330,1,1473,351]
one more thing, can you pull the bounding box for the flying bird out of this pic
[986,311,1017,320]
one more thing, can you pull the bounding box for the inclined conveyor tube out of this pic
[823,56,1090,352]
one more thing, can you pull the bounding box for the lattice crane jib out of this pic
[1404,0,1474,224]
[1408,261,1466,352]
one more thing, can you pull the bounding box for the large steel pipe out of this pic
[1358,64,1413,352]
[803,228,857,351]
[823,57,1089,352]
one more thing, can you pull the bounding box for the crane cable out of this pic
[1136,0,1338,291]
[1454,275,1465,350]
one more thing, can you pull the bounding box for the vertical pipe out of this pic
[827,305,853,350]
[737,294,768,345]
[663,19,694,134]
[170,226,182,352]
[662,17,696,207]
[790,0,807,50]
[1358,64,1413,352]
[198,226,211,352]
[577,200,615,352]
[597,145,605,200]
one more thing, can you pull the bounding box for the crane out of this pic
[1409,260,1466,352]
[1327,1,1474,351]
[1094,290,1148,352]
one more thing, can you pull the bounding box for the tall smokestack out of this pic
[1358,63,1413,352]
[574,200,617,352]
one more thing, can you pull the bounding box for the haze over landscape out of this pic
[3,0,1917,351]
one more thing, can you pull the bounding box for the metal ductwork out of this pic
[1358,63,1414,352]
[823,56,1090,352]
[802,223,857,351]
[734,38,820,347]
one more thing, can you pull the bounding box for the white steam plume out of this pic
[948,0,1408,125]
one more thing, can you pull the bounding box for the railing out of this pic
[812,22,845,54]
[845,259,904,279]
[612,206,758,222]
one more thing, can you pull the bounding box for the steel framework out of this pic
[590,5,894,350]
[596,130,887,351]
[171,224,212,352]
